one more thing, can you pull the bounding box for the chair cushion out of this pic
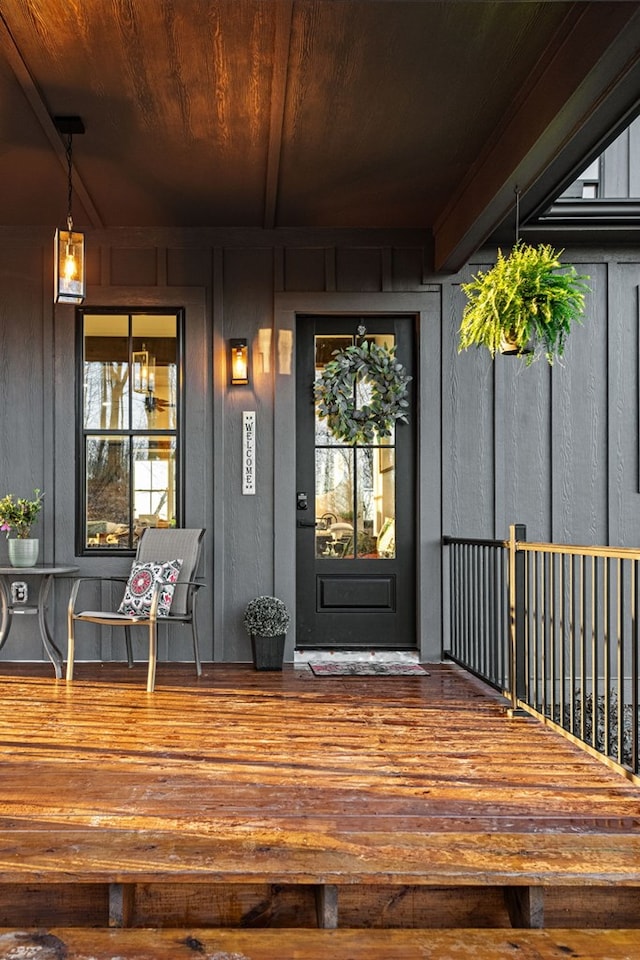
[118,559,183,617]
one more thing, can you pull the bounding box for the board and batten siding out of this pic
[600,119,640,198]
[0,226,639,665]
[443,249,640,552]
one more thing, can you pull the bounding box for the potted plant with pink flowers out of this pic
[0,489,44,566]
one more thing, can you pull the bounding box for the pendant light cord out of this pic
[65,134,74,232]
[514,185,521,246]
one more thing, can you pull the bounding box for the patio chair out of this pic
[66,527,206,692]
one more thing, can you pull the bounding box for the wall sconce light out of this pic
[53,116,86,304]
[230,338,249,385]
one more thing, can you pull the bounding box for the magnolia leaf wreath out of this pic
[314,340,411,444]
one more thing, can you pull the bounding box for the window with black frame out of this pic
[78,309,182,554]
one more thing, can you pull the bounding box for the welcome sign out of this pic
[242,411,256,495]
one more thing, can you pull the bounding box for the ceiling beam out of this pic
[0,12,104,228]
[264,0,294,229]
[432,3,640,273]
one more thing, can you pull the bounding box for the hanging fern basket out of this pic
[314,340,411,445]
[458,242,590,366]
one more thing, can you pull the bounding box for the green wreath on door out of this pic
[314,339,411,445]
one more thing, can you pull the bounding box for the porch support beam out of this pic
[504,886,545,929]
[315,884,339,929]
[109,882,135,928]
[433,3,640,273]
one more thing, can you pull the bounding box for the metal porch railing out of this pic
[443,525,640,781]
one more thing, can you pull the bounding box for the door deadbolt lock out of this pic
[296,491,308,511]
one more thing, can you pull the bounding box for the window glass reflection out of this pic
[132,315,177,430]
[85,436,130,548]
[83,314,129,430]
[133,437,177,539]
[81,310,180,553]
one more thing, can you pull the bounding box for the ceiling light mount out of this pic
[53,116,85,136]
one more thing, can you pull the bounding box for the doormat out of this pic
[309,662,429,677]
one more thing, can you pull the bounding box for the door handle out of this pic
[297,520,318,528]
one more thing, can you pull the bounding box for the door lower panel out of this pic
[318,575,395,610]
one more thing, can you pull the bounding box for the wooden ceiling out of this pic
[0,1,639,271]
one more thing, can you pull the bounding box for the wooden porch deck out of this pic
[0,660,638,951]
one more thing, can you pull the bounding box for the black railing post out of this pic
[509,523,527,712]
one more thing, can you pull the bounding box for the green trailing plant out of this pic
[458,242,590,366]
[0,489,44,539]
[243,596,290,637]
[314,340,411,444]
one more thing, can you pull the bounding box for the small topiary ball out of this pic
[243,596,290,637]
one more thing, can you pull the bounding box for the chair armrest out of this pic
[68,576,129,616]
[153,579,206,620]
[148,576,191,620]
[70,576,129,583]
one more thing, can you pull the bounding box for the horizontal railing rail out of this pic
[444,526,640,781]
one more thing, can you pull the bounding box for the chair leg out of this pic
[192,618,202,678]
[66,614,75,682]
[147,622,157,693]
[125,625,134,667]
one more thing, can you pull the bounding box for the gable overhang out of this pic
[433,3,640,272]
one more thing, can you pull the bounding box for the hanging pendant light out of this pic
[54,117,86,304]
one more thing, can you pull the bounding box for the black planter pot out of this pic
[251,633,286,671]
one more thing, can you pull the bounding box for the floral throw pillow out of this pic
[118,559,183,618]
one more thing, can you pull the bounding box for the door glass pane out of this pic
[374,447,396,558]
[132,314,178,430]
[315,447,354,558]
[314,331,397,560]
[133,436,177,540]
[83,314,129,430]
[355,447,392,558]
[85,436,130,549]
[356,334,396,445]
[314,335,352,444]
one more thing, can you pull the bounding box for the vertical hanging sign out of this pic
[242,411,256,495]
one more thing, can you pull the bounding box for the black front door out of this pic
[295,315,416,649]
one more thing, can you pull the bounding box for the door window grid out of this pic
[314,334,396,560]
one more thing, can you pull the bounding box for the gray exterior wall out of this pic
[445,248,639,549]
[560,115,640,198]
[600,118,640,198]
[0,224,638,666]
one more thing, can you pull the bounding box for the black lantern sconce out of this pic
[230,338,249,385]
[53,116,86,304]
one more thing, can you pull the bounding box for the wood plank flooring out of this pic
[0,660,638,931]
[0,927,639,960]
